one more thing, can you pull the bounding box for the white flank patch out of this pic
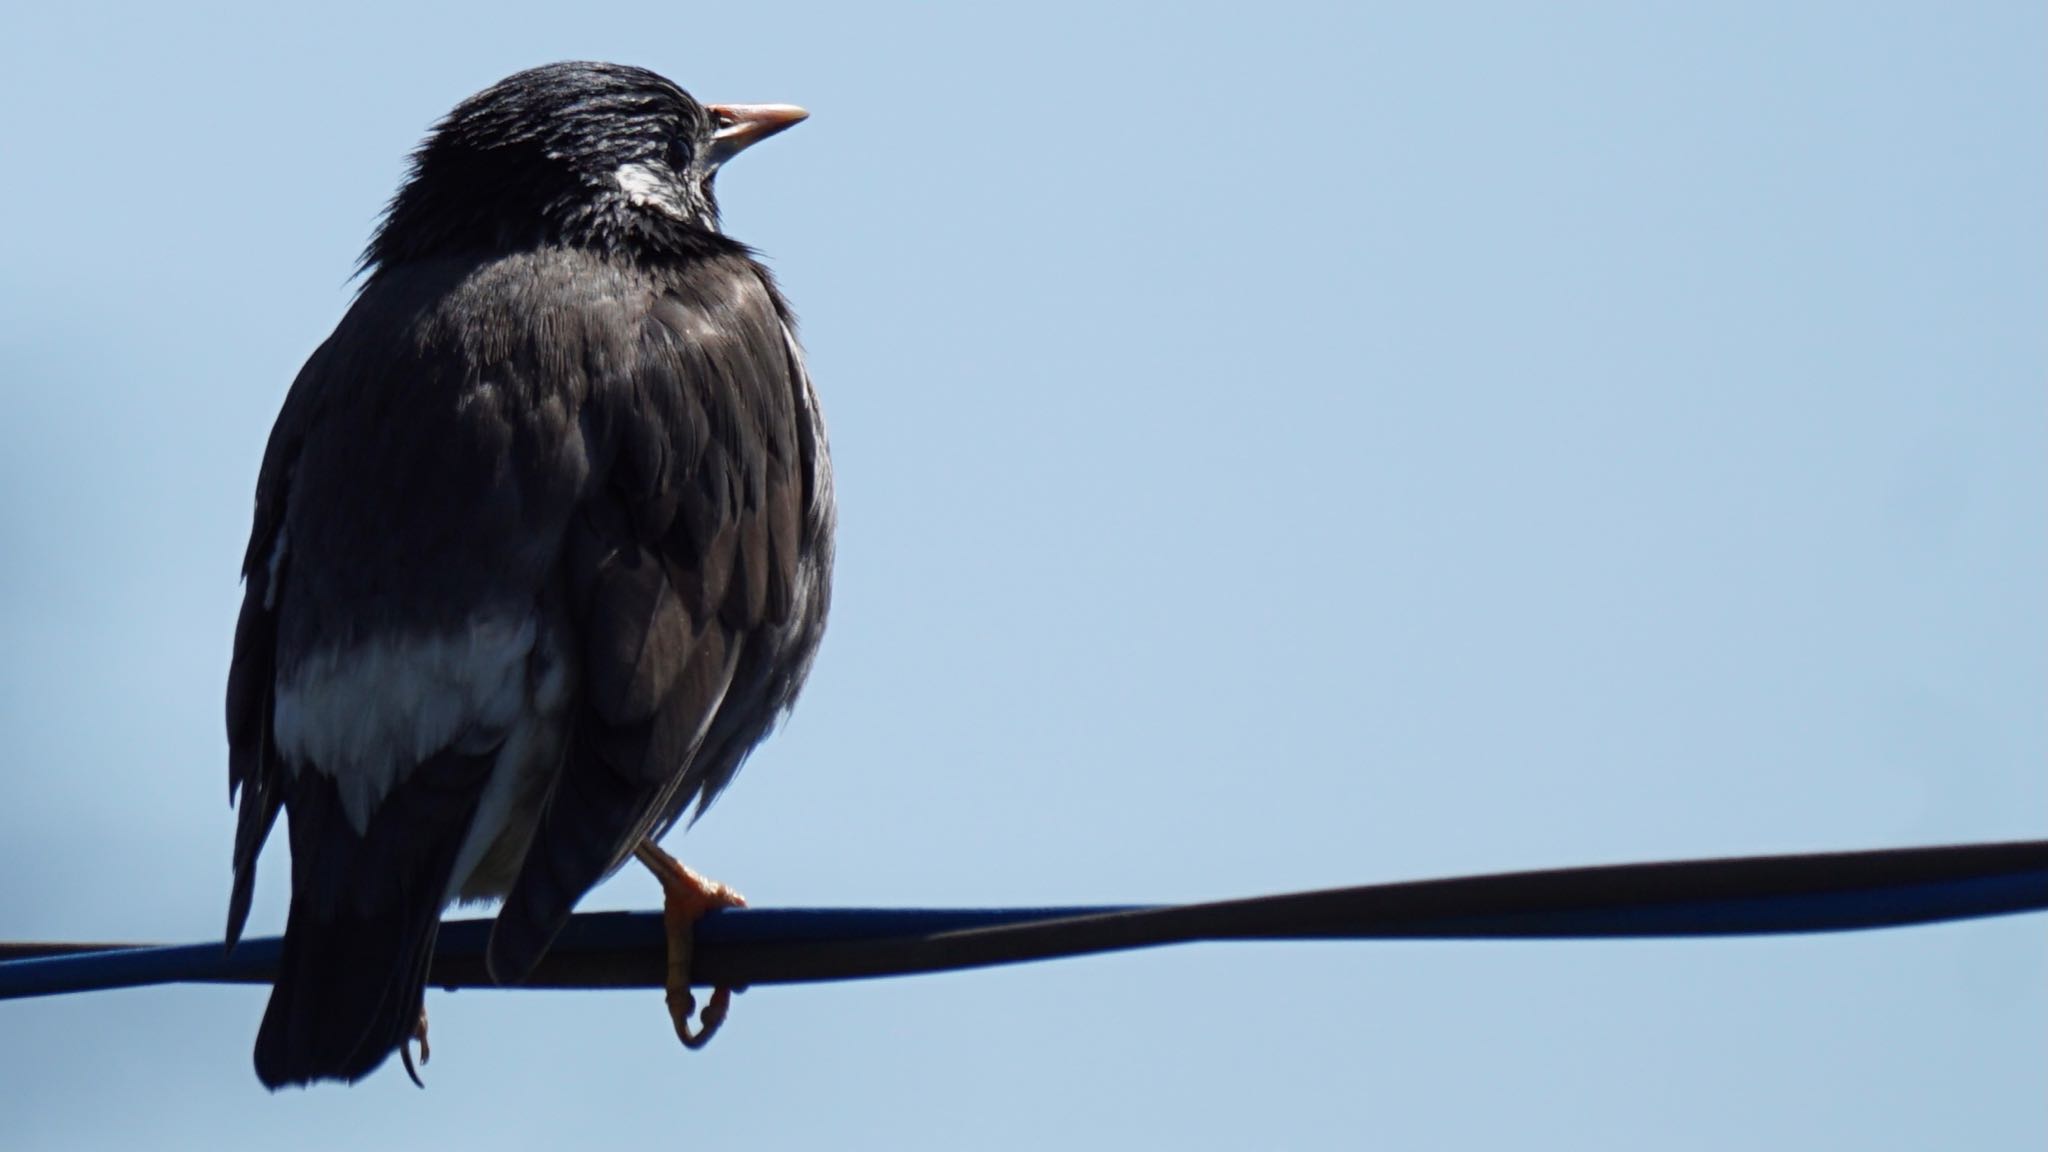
[273,615,536,834]
[442,624,575,903]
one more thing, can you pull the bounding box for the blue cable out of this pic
[3,839,2044,1000]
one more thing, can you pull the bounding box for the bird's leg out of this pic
[633,841,746,1049]
[399,1006,430,1087]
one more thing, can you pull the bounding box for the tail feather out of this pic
[255,878,444,1086]
[255,749,493,1089]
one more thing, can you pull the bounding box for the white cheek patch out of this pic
[273,615,537,834]
[614,162,690,221]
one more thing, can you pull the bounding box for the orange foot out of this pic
[633,841,747,1049]
[400,1006,430,1087]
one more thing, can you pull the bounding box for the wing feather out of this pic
[487,253,822,983]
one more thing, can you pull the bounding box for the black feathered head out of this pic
[363,62,805,271]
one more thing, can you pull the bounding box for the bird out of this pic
[223,62,834,1089]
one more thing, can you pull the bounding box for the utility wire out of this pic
[3,839,2044,1000]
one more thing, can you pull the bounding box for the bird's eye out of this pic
[666,133,694,170]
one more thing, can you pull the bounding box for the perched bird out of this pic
[224,62,833,1089]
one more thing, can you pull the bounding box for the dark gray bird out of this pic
[224,62,833,1089]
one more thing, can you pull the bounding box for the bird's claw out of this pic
[634,841,747,1051]
[399,1007,431,1088]
[669,984,734,1049]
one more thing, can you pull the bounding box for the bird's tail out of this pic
[254,749,493,1089]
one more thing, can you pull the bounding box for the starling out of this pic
[224,61,833,1088]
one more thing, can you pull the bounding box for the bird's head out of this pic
[363,61,805,271]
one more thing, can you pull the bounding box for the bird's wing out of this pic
[229,259,588,1084]
[227,262,532,949]
[224,354,301,951]
[487,253,822,984]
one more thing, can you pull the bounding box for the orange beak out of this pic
[705,103,809,166]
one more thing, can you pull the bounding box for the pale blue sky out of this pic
[0,2,2042,1148]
